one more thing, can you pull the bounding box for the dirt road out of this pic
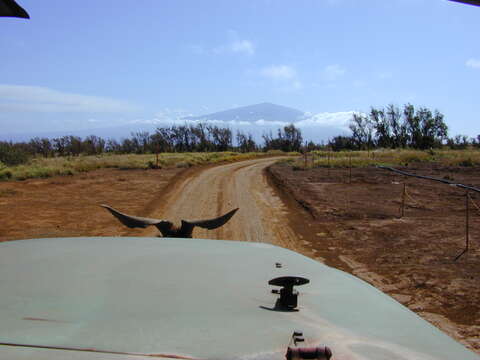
[1,157,478,353]
[0,157,299,246]
[137,157,301,250]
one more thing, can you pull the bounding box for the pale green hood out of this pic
[0,237,478,360]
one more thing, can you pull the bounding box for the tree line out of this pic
[328,103,480,151]
[2,103,479,167]
[0,123,303,166]
[329,104,451,151]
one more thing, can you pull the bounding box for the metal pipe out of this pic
[377,166,480,194]
[455,192,470,261]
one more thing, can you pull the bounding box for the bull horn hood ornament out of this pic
[101,204,239,238]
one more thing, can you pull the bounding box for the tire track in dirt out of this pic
[140,157,300,250]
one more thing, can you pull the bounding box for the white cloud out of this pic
[254,119,290,126]
[377,71,393,79]
[230,40,255,55]
[291,80,303,90]
[134,117,291,128]
[261,65,297,80]
[154,108,193,121]
[133,107,252,126]
[466,58,480,69]
[213,35,255,56]
[297,111,358,131]
[132,110,357,133]
[0,84,138,113]
[259,65,302,91]
[323,64,346,81]
[135,117,252,127]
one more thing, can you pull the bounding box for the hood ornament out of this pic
[101,204,238,238]
[269,276,309,310]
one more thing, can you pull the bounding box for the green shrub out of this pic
[0,169,12,180]
[459,158,474,167]
[0,144,29,166]
[147,160,161,169]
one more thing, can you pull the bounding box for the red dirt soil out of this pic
[267,162,480,354]
[1,160,479,354]
[0,167,187,241]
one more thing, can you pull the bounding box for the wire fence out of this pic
[296,151,480,261]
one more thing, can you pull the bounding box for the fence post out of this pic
[327,153,330,177]
[304,152,307,169]
[467,192,470,249]
[455,191,470,261]
[400,183,406,218]
[349,154,352,184]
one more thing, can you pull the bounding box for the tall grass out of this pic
[292,149,480,169]
[0,151,294,181]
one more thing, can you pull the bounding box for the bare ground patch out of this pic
[267,162,480,354]
[0,167,188,241]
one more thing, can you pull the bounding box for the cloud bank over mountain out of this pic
[1,102,354,143]
[183,102,305,123]
[147,102,353,142]
[182,102,352,133]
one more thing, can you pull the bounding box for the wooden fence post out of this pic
[349,154,352,184]
[327,153,330,177]
[400,183,406,218]
[455,191,470,261]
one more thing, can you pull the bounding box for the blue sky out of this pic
[1,0,479,140]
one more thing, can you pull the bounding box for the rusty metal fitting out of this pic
[286,346,332,360]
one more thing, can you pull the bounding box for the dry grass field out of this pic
[0,151,290,181]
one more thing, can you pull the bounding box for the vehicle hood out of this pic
[0,237,478,360]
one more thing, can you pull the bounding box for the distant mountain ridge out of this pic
[183,102,305,123]
[1,102,351,143]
